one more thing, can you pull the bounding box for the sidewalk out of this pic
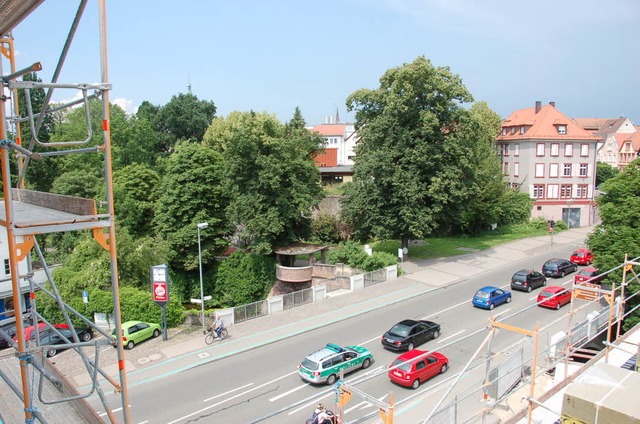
[0,226,592,422]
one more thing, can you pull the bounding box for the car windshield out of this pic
[513,274,526,282]
[391,358,412,372]
[544,263,558,270]
[389,324,410,337]
[540,291,554,298]
[578,270,594,277]
[301,358,319,371]
[475,291,490,299]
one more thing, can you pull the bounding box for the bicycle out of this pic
[205,325,228,345]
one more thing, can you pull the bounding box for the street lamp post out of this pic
[197,222,209,334]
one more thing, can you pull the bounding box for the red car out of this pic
[388,349,448,389]
[570,249,594,266]
[20,323,69,341]
[574,267,602,284]
[537,286,572,310]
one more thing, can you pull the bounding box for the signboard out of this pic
[574,282,600,301]
[151,264,169,306]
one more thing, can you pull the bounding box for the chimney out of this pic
[549,101,555,107]
[535,101,541,114]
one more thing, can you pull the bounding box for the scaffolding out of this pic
[0,1,130,423]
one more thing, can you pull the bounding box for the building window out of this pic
[520,126,526,135]
[511,182,519,189]
[503,162,509,175]
[535,163,545,178]
[510,127,516,135]
[579,163,588,177]
[576,185,588,198]
[536,143,545,156]
[514,162,519,177]
[557,125,567,135]
[547,184,559,198]
[563,163,572,177]
[580,144,589,156]
[551,143,559,156]
[501,128,508,136]
[549,163,559,178]
[533,185,545,199]
[514,143,519,156]
[561,184,572,198]
[502,144,509,156]
[4,259,9,276]
[564,143,573,156]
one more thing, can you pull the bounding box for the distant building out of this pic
[573,117,638,169]
[307,114,359,184]
[496,101,600,227]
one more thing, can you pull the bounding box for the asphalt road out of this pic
[86,238,602,424]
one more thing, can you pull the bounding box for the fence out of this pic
[233,299,268,323]
[283,287,313,311]
[364,268,387,288]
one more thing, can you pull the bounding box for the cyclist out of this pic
[211,314,224,340]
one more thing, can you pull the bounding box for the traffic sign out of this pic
[574,282,600,301]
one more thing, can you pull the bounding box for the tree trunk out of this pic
[401,235,409,250]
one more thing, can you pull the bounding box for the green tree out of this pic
[342,56,474,247]
[154,141,230,272]
[113,114,161,168]
[596,161,619,187]
[587,159,640,331]
[111,163,161,237]
[214,251,275,306]
[203,110,324,254]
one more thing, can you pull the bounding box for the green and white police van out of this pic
[298,343,373,385]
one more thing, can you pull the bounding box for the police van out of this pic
[298,343,373,385]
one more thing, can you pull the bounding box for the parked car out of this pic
[570,249,594,266]
[23,323,70,341]
[472,286,511,310]
[510,269,547,293]
[388,349,448,389]
[112,320,161,350]
[574,267,602,284]
[537,286,572,310]
[38,327,94,357]
[298,343,373,385]
[381,319,441,352]
[542,258,577,278]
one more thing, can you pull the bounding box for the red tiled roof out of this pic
[497,104,600,141]
[309,124,346,137]
[616,132,640,151]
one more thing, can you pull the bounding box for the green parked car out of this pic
[298,343,373,385]
[111,320,161,350]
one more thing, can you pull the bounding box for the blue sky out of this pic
[9,0,640,126]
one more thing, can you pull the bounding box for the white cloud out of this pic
[112,97,136,115]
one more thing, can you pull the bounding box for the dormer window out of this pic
[502,128,508,136]
[557,125,567,135]
[510,127,516,135]
[520,126,526,135]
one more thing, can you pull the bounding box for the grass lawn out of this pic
[370,224,552,260]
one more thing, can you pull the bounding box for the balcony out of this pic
[276,265,313,283]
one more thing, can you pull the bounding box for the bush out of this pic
[311,213,342,244]
[327,241,397,271]
[214,251,275,306]
[499,191,533,225]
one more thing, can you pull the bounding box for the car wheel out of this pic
[555,303,561,310]
[362,358,371,369]
[489,303,495,310]
[407,342,414,351]
[506,296,512,303]
[561,271,565,278]
[440,363,448,374]
[46,348,57,358]
[326,374,337,385]
[126,340,135,350]
[542,279,547,286]
[411,379,420,389]
[574,266,578,273]
[81,332,92,342]
[153,329,160,338]
[527,286,532,293]
[432,330,440,339]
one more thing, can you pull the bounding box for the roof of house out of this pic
[616,131,640,151]
[497,104,600,142]
[308,124,347,137]
[573,117,629,133]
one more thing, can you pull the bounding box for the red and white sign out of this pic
[153,281,168,302]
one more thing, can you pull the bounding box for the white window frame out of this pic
[564,143,573,156]
[563,163,571,177]
[579,163,588,177]
[514,143,519,156]
[514,162,519,177]
[550,143,559,156]
[580,144,589,157]
[557,125,567,135]
[536,143,545,156]
[549,163,559,178]
[535,163,545,178]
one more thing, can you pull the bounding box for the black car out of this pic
[542,258,578,278]
[37,327,94,357]
[510,269,547,292]
[381,319,440,351]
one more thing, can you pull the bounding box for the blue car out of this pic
[473,286,512,310]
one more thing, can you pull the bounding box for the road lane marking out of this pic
[345,401,368,414]
[269,384,307,402]
[359,335,381,345]
[205,382,253,401]
[422,299,469,319]
[97,405,130,417]
[437,330,465,344]
[528,295,538,301]
[493,308,511,318]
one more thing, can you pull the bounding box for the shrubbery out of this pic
[327,241,398,272]
[214,251,276,306]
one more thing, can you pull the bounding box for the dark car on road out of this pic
[37,327,94,357]
[574,266,602,284]
[510,269,547,292]
[542,258,577,278]
[381,319,441,352]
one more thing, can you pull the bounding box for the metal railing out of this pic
[283,288,313,311]
[363,268,386,287]
[233,299,268,323]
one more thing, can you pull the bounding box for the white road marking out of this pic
[345,401,368,414]
[436,330,465,344]
[422,299,469,319]
[98,405,130,417]
[204,382,253,401]
[493,308,511,318]
[269,383,307,402]
[289,396,333,415]
[528,294,538,301]
[359,335,381,345]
